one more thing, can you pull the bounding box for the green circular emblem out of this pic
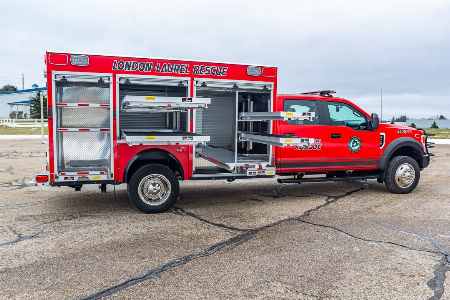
[348,137,361,153]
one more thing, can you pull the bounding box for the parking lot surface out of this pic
[0,140,449,299]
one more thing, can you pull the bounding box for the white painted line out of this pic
[0,135,48,140]
[429,138,450,145]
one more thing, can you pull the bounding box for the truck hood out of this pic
[379,123,424,137]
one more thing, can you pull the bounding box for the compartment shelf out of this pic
[123,130,210,145]
[239,111,315,121]
[239,132,311,147]
[122,95,211,111]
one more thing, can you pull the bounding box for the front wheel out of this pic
[128,164,179,213]
[384,156,420,194]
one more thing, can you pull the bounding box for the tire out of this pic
[127,164,179,213]
[384,156,420,194]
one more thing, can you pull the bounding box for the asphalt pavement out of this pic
[0,140,449,299]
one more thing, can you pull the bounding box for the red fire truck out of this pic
[35,52,431,213]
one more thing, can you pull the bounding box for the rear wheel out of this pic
[128,164,179,213]
[384,156,420,194]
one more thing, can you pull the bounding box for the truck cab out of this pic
[273,91,431,193]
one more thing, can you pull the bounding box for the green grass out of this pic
[0,126,48,135]
[0,126,448,139]
[425,128,450,139]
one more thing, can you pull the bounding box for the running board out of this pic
[277,174,379,184]
[191,173,275,180]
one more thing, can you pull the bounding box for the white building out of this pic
[0,86,46,118]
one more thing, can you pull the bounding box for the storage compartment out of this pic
[119,77,188,136]
[54,74,112,175]
[118,77,209,145]
[57,131,111,172]
[194,81,273,172]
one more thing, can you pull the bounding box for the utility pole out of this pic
[380,88,383,122]
[40,91,44,140]
[21,73,24,90]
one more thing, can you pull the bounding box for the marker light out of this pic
[70,54,89,66]
[35,174,49,183]
[247,66,263,76]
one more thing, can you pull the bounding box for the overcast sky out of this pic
[1,0,449,118]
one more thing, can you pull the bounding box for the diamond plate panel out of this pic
[59,107,109,128]
[58,85,109,104]
[59,132,111,171]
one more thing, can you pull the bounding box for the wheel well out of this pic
[125,150,184,182]
[389,146,423,167]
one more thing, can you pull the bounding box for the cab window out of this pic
[284,100,319,125]
[326,102,367,128]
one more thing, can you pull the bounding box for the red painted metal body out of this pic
[45,52,277,184]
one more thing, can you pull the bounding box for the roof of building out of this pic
[7,100,32,106]
[0,86,46,95]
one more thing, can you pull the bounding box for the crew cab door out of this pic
[274,99,330,171]
[320,101,381,169]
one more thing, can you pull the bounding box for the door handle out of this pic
[330,133,342,139]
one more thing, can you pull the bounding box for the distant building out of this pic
[0,86,46,119]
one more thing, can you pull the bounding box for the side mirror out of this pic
[370,113,380,130]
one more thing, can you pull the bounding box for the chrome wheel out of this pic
[137,174,172,206]
[394,163,416,189]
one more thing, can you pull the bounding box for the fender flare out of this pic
[123,149,184,182]
[379,137,425,170]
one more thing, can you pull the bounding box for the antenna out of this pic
[380,88,383,122]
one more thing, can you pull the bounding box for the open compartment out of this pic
[194,80,273,174]
[118,77,209,145]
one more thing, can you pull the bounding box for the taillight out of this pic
[35,174,49,183]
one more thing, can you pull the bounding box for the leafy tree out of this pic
[390,117,395,124]
[410,123,416,128]
[0,84,17,92]
[394,115,408,122]
[30,91,47,119]
[431,120,439,129]
[439,115,447,120]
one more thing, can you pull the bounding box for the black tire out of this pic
[384,156,420,194]
[127,164,179,213]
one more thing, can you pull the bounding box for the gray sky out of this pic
[1,0,449,118]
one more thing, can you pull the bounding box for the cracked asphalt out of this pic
[0,140,449,299]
